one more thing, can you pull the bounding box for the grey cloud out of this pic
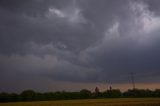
[1,0,160,92]
[0,0,71,17]
[0,0,101,55]
[82,0,160,82]
[147,0,160,15]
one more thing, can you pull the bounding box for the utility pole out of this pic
[130,72,135,89]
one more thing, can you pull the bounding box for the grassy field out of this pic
[0,98,160,106]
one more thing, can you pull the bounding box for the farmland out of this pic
[0,98,160,106]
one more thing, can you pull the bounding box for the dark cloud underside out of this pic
[0,0,160,92]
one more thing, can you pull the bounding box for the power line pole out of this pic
[130,72,135,89]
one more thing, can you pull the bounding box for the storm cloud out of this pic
[0,0,160,92]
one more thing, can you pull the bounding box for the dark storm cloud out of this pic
[147,0,160,15]
[0,0,103,55]
[1,0,160,90]
[0,0,70,16]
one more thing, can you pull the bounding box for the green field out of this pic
[0,98,160,106]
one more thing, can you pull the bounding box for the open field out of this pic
[0,98,160,106]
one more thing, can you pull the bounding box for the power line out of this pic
[103,71,160,85]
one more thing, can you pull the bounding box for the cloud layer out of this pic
[0,0,160,92]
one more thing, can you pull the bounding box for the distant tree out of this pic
[1,88,160,103]
[102,89,122,98]
[123,89,154,98]
[43,92,55,100]
[9,93,20,102]
[80,89,92,98]
[154,89,160,97]
[0,93,10,102]
[20,90,37,101]
[80,89,91,94]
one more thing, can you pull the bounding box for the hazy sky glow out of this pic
[0,0,160,92]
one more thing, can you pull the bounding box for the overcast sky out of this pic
[0,0,160,92]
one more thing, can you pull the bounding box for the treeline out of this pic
[0,89,160,102]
